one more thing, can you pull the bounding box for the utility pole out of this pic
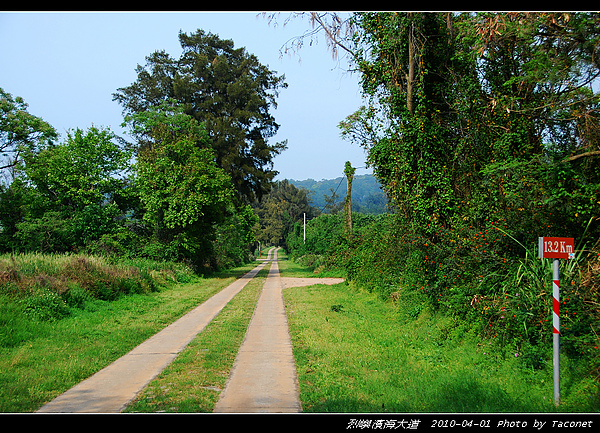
[344,161,355,235]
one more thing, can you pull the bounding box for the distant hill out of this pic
[288,174,389,215]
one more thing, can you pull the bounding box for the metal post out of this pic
[552,258,560,406]
[303,213,306,244]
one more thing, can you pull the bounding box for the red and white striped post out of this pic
[552,259,560,406]
[539,237,575,407]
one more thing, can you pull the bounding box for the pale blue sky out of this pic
[0,11,371,181]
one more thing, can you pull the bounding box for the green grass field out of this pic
[279,256,599,413]
[1,251,598,413]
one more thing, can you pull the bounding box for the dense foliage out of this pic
[287,12,600,383]
[0,28,285,272]
[0,87,58,179]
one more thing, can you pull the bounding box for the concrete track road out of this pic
[37,247,344,413]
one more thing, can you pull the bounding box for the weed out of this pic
[20,289,70,321]
[0,252,197,305]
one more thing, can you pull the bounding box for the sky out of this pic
[0,11,372,181]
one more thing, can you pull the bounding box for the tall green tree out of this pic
[0,88,57,181]
[22,127,131,211]
[131,105,236,268]
[252,180,318,247]
[113,29,288,204]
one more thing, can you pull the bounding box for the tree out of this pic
[456,12,600,241]
[344,12,599,239]
[0,88,57,182]
[22,127,131,211]
[351,12,461,232]
[323,187,343,214]
[213,203,259,269]
[113,29,288,204]
[132,108,236,268]
[0,126,132,253]
[252,180,318,247]
[343,161,355,234]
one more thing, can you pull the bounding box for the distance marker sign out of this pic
[538,236,575,406]
[538,237,575,260]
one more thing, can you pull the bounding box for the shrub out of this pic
[0,252,196,305]
[20,289,70,321]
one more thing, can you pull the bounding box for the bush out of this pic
[20,289,70,321]
[0,252,196,306]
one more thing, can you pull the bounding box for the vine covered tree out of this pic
[335,12,600,243]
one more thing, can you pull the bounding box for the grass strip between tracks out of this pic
[123,261,270,413]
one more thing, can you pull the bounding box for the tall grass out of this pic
[0,252,196,303]
[0,252,202,350]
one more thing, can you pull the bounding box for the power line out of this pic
[318,176,345,214]
[316,165,369,214]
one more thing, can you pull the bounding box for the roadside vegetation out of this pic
[0,253,260,413]
[284,212,600,411]
[2,12,600,413]
[1,249,597,413]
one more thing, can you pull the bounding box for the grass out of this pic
[123,261,270,413]
[0,254,261,413]
[280,257,600,413]
[2,249,598,413]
